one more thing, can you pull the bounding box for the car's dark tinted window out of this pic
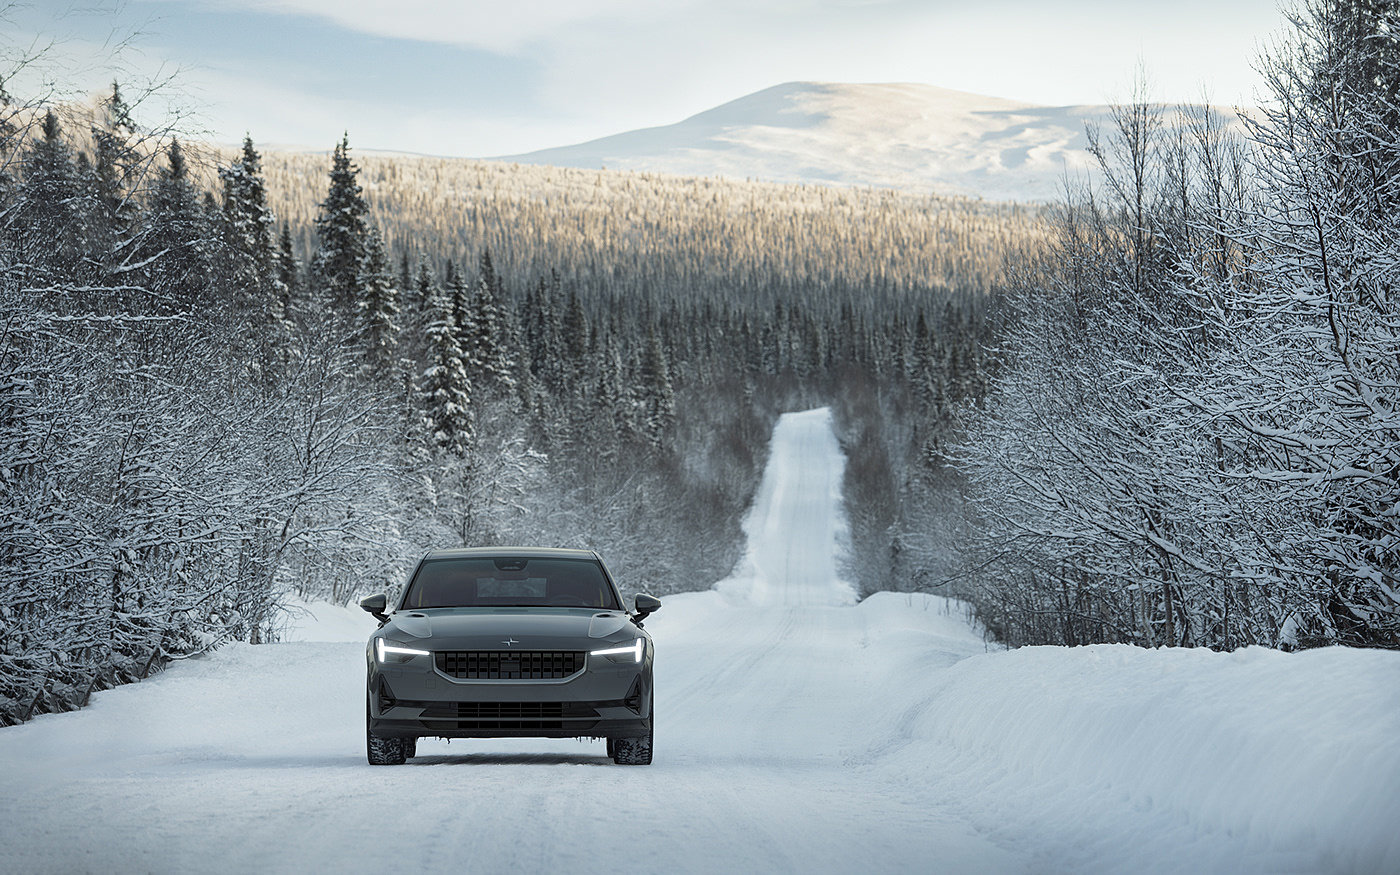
[403,558,621,610]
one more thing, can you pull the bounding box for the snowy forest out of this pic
[0,78,1001,723]
[949,0,1400,653]
[2,0,1397,726]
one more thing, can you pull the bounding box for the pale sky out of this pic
[8,0,1289,156]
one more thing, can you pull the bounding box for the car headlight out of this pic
[376,637,430,664]
[591,638,644,664]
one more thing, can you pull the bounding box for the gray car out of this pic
[359,547,660,766]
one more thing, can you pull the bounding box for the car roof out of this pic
[420,546,600,562]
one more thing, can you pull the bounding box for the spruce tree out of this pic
[398,250,412,299]
[220,136,283,354]
[276,222,300,314]
[562,288,589,372]
[637,327,676,450]
[19,110,90,284]
[220,136,276,288]
[524,273,564,395]
[90,82,138,249]
[141,138,214,311]
[443,260,467,338]
[465,266,516,396]
[420,279,473,456]
[910,311,939,413]
[312,133,369,317]
[591,334,629,459]
[390,252,436,369]
[359,227,400,376]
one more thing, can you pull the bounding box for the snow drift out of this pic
[875,634,1400,873]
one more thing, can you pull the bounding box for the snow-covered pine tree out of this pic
[312,134,369,318]
[420,277,473,456]
[140,138,215,312]
[591,334,629,461]
[17,110,92,287]
[519,276,553,391]
[220,135,287,376]
[562,288,589,380]
[359,227,400,379]
[276,222,300,318]
[90,82,139,253]
[400,252,436,362]
[464,250,517,397]
[443,260,469,348]
[910,310,939,414]
[637,327,675,450]
[220,137,276,296]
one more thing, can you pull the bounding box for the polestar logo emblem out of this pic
[503,638,519,647]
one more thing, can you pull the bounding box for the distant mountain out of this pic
[493,82,1238,203]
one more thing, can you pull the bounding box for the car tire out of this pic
[611,690,653,766]
[404,736,417,758]
[366,699,406,766]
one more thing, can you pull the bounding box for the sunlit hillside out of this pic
[252,150,1047,314]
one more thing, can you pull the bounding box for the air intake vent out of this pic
[377,677,396,712]
[455,702,564,720]
[419,702,577,731]
[435,651,585,680]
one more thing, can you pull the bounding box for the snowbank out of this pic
[275,594,377,643]
[880,639,1400,873]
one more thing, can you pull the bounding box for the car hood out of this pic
[382,608,634,650]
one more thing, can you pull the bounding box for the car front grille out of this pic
[435,650,586,680]
[417,701,595,731]
[423,701,565,729]
[393,698,631,732]
[453,701,564,720]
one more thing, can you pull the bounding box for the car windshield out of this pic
[402,557,622,610]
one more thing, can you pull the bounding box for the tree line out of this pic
[248,148,1039,320]
[933,0,1400,651]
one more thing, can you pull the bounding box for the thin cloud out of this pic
[161,0,683,51]
[23,1,1287,156]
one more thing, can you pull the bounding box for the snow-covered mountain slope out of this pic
[1,409,1396,874]
[494,82,1229,202]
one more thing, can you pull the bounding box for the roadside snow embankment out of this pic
[872,640,1400,873]
[276,594,377,643]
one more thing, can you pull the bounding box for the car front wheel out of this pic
[611,691,653,766]
[366,699,406,766]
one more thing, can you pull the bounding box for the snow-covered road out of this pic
[3,408,1397,874]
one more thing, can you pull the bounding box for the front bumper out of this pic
[367,654,652,740]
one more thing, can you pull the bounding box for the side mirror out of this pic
[633,593,661,626]
[359,593,389,624]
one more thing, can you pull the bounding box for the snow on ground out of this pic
[276,593,378,643]
[716,407,855,608]
[2,407,1397,874]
